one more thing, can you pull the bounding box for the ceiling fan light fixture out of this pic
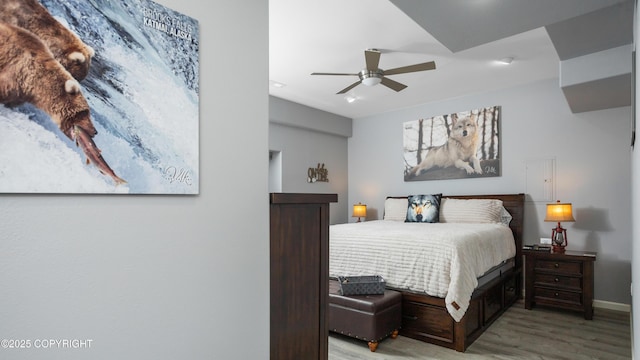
[359,69,383,87]
[361,77,382,86]
[311,51,435,93]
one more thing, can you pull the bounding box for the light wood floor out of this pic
[329,300,631,359]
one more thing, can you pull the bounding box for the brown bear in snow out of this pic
[0,0,95,81]
[0,22,96,139]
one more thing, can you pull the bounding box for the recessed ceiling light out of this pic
[497,57,514,65]
[270,80,286,88]
[345,96,356,103]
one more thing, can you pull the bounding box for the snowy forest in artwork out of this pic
[0,0,199,194]
[403,106,501,181]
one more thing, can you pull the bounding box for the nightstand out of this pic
[524,249,596,319]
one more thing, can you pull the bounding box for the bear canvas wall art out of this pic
[0,0,199,194]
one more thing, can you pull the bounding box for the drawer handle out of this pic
[554,278,559,282]
[554,263,559,268]
[554,292,559,297]
[403,315,418,321]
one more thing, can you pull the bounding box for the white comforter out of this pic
[329,220,516,322]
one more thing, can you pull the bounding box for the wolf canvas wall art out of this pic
[404,106,501,182]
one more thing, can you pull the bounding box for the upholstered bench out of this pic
[328,279,402,352]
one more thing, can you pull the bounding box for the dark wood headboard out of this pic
[388,193,525,269]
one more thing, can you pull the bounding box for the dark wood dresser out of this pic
[524,249,596,319]
[270,193,337,360]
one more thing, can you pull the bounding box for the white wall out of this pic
[269,96,351,224]
[349,78,632,304]
[0,1,269,359]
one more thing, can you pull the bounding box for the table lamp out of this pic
[352,203,367,222]
[544,200,575,253]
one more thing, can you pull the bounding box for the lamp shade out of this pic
[361,77,382,86]
[352,203,367,218]
[544,201,575,222]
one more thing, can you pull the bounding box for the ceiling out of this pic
[269,0,633,119]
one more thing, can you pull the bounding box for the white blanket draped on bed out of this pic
[329,220,516,322]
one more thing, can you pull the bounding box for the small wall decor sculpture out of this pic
[308,163,329,183]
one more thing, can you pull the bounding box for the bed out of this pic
[329,193,525,352]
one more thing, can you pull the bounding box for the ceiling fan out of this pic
[311,49,436,94]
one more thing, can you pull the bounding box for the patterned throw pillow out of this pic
[405,194,442,223]
[500,206,513,226]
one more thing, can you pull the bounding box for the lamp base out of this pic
[551,222,568,253]
[552,244,566,253]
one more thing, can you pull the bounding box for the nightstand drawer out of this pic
[534,288,582,306]
[535,260,582,275]
[534,273,582,290]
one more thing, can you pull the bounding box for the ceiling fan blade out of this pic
[365,49,381,71]
[384,61,436,76]
[381,77,407,92]
[311,72,358,76]
[337,80,362,94]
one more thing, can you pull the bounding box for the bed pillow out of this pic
[439,198,503,224]
[383,197,408,221]
[405,194,442,223]
[500,206,513,226]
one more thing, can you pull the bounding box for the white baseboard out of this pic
[594,299,630,313]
